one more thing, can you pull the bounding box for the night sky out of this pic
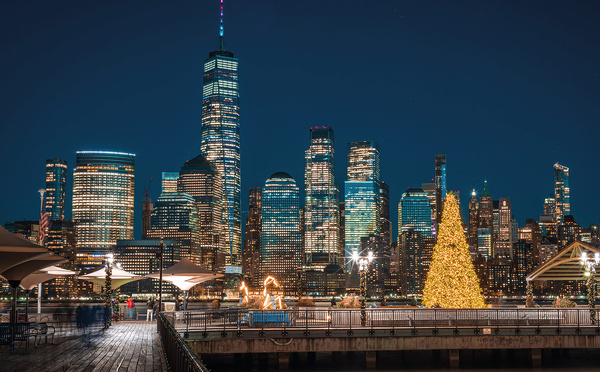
[1,0,599,240]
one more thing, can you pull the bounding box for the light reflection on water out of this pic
[202,349,600,371]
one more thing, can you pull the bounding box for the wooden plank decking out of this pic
[1,321,166,372]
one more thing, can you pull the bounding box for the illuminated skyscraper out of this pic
[434,154,446,225]
[177,154,226,271]
[200,2,241,271]
[495,197,512,257]
[45,157,67,220]
[478,180,493,232]
[146,192,198,264]
[243,187,262,288]
[398,188,432,236]
[344,141,380,267]
[553,163,570,225]
[260,172,301,294]
[73,151,135,269]
[468,189,479,248]
[161,172,180,194]
[304,127,340,270]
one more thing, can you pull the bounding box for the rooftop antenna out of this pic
[219,0,224,51]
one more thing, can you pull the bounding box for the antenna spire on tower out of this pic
[219,0,224,51]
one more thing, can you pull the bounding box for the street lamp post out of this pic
[579,251,600,324]
[353,251,374,326]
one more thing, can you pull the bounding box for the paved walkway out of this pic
[1,321,166,372]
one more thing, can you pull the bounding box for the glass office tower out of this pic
[344,141,380,267]
[161,172,180,194]
[553,163,570,225]
[399,188,433,236]
[73,151,135,269]
[260,172,301,294]
[45,157,68,220]
[304,127,340,270]
[200,42,241,271]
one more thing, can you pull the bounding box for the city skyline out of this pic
[1,1,599,237]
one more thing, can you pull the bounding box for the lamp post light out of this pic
[579,251,600,323]
[353,250,374,326]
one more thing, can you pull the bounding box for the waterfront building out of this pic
[304,127,340,271]
[398,188,432,236]
[73,151,135,269]
[161,172,180,194]
[360,235,386,298]
[399,229,423,297]
[487,256,511,295]
[200,10,241,270]
[45,157,67,220]
[434,154,446,225]
[146,192,198,265]
[539,240,559,264]
[243,187,262,288]
[344,141,380,268]
[553,163,570,225]
[260,172,301,295]
[468,189,479,248]
[114,239,176,295]
[495,198,512,257]
[177,154,226,270]
[511,240,533,294]
[44,219,77,299]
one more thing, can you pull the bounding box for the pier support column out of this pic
[531,348,542,368]
[449,349,460,369]
[365,351,376,369]
[278,352,290,370]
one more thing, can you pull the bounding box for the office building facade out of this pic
[45,157,68,221]
[243,187,262,288]
[304,127,340,270]
[72,151,135,269]
[200,39,241,270]
[434,154,447,225]
[260,172,301,294]
[553,163,570,225]
[399,188,433,236]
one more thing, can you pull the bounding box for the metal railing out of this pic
[157,312,210,372]
[161,307,600,335]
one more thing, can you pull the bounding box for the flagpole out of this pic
[37,188,46,314]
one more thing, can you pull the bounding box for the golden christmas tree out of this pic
[422,192,486,308]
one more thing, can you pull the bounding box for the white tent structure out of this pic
[146,258,223,309]
[78,265,144,289]
[19,266,77,291]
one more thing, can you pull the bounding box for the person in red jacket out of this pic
[127,297,135,319]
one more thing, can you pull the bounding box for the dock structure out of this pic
[1,321,166,372]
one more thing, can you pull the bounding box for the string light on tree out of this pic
[422,193,486,308]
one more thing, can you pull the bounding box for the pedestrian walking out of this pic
[146,298,155,321]
[127,297,135,319]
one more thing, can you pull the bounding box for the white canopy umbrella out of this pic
[78,264,144,289]
[1,254,66,323]
[0,225,50,275]
[146,258,224,310]
[19,266,77,290]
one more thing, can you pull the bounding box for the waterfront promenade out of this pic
[1,321,166,372]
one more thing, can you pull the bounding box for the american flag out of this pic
[39,203,49,244]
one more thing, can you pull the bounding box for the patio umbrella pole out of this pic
[183,290,188,311]
[24,289,30,317]
[8,280,19,324]
[38,283,42,313]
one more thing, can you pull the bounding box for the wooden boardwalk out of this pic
[1,321,167,372]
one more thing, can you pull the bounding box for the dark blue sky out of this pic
[1,0,599,239]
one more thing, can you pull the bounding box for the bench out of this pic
[245,312,290,328]
[0,324,13,353]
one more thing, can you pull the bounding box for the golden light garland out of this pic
[422,193,486,308]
